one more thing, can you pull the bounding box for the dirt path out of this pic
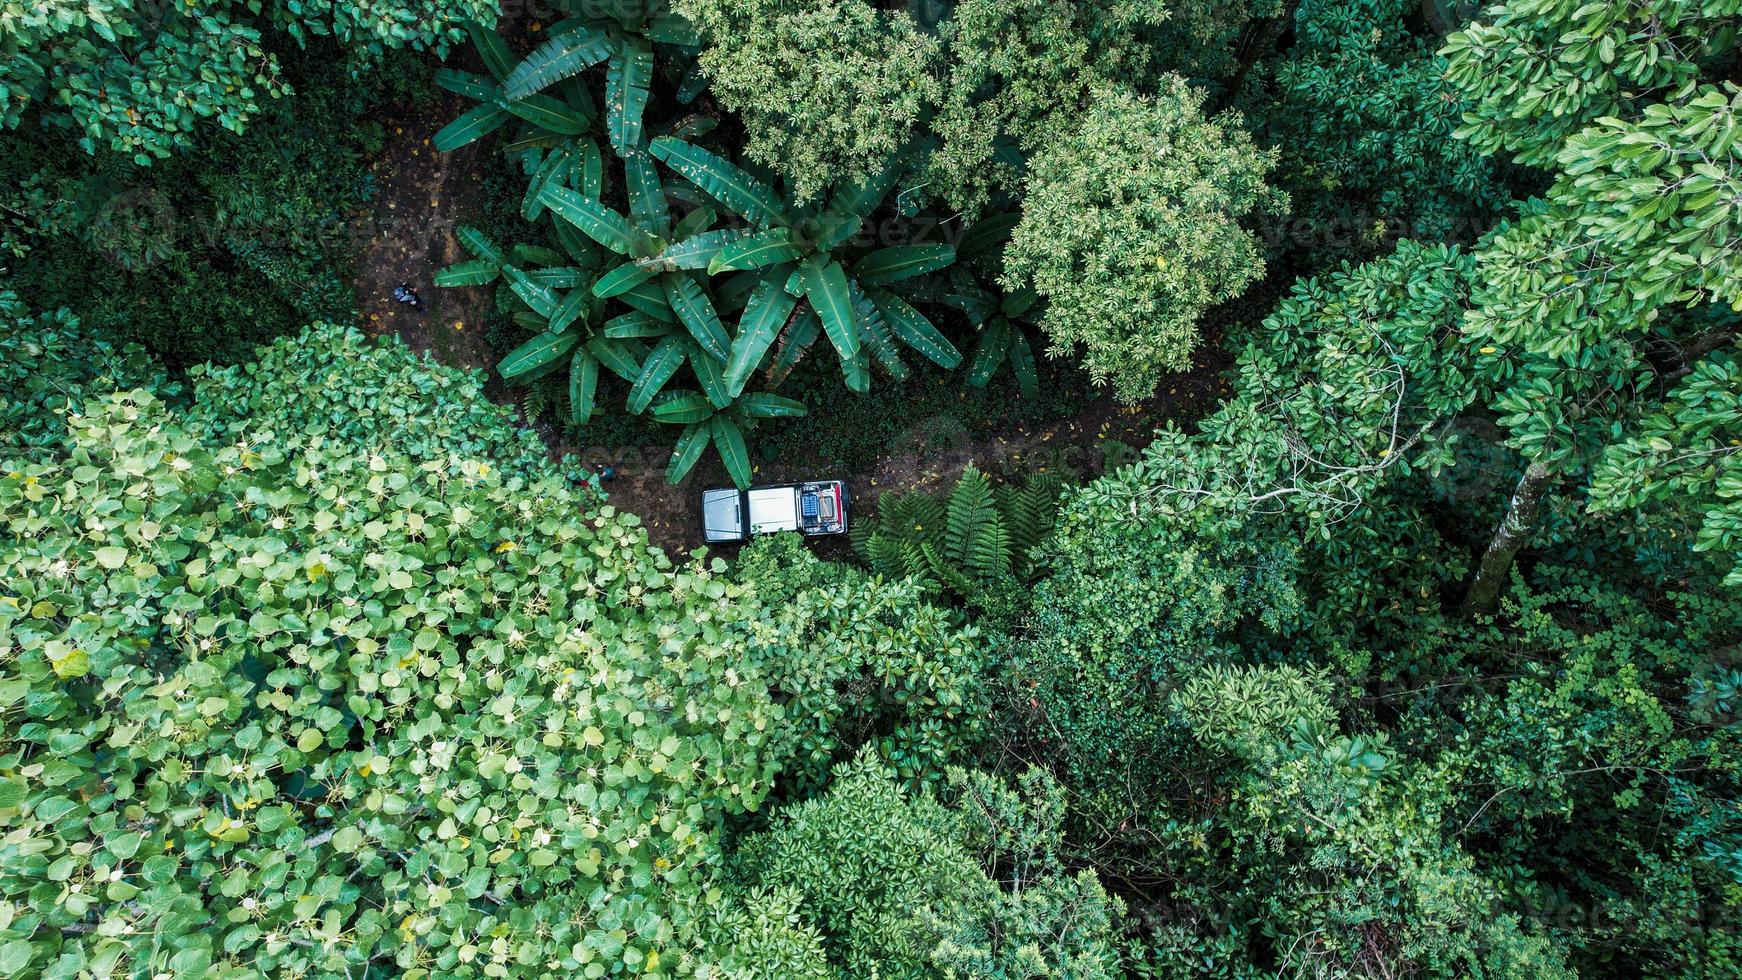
[351,97,1231,555]
[354,96,497,372]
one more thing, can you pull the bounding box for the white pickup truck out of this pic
[701,481,849,544]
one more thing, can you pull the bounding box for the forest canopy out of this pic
[2,0,1741,977]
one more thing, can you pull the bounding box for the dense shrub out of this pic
[732,750,1125,978]
[1003,81,1282,402]
[0,289,176,458]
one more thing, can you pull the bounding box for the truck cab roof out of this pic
[702,480,848,543]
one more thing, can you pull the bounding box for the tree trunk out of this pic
[1460,460,1553,616]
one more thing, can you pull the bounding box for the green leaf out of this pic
[540,185,654,256]
[331,826,364,853]
[710,415,753,489]
[1006,325,1039,398]
[663,275,730,361]
[623,144,670,237]
[738,393,807,418]
[499,330,580,380]
[503,266,560,319]
[548,288,592,334]
[434,103,512,152]
[617,278,677,321]
[708,229,806,274]
[502,25,612,100]
[0,939,34,977]
[967,319,1010,387]
[594,261,659,298]
[649,137,787,228]
[652,392,714,424]
[467,21,516,81]
[569,350,600,425]
[853,282,907,380]
[572,138,603,198]
[868,288,961,369]
[666,424,711,483]
[688,339,733,409]
[456,225,504,264]
[435,259,500,287]
[435,68,497,102]
[606,37,654,155]
[644,13,698,46]
[644,228,753,272]
[628,336,687,414]
[771,310,821,384]
[798,260,860,362]
[853,243,956,285]
[726,278,797,397]
[522,144,572,222]
[603,311,669,338]
[588,336,646,381]
[95,546,128,569]
[957,212,1019,261]
[503,94,592,136]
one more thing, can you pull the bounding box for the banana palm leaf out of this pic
[594,261,658,298]
[617,278,677,321]
[738,393,807,418]
[539,185,655,256]
[572,138,603,198]
[1006,325,1039,398]
[603,310,670,338]
[663,274,730,361]
[607,37,654,155]
[651,391,714,424]
[770,310,821,385]
[798,260,860,362]
[623,144,669,236]
[434,103,511,152]
[710,415,753,489]
[649,137,787,228]
[549,288,592,334]
[569,349,600,425]
[643,228,753,272]
[688,342,733,409]
[503,94,591,136]
[725,278,797,397]
[853,243,956,286]
[628,335,687,414]
[867,288,961,369]
[708,228,807,274]
[455,225,504,264]
[666,423,711,483]
[956,212,1020,262]
[435,259,500,287]
[967,318,1010,387]
[466,21,516,81]
[502,25,612,100]
[588,336,646,381]
[499,329,580,380]
[435,68,496,101]
[503,266,560,319]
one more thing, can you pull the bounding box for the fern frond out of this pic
[1002,471,1064,561]
[945,466,1000,571]
[919,541,979,599]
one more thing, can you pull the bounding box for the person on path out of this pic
[393,282,422,309]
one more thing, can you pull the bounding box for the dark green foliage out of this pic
[1248,0,1505,265]
[732,534,989,790]
[0,289,178,458]
[732,750,1125,978]
[1,43,422,367]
